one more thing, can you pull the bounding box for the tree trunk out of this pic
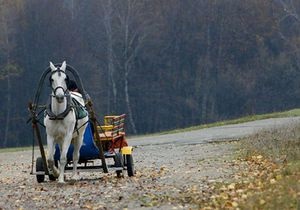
[210,7,224,121]
[3,73,11,147]
[123,1,137,134]
[103,0,117,113]
[201,25,211,123]
[3,13,11,147]
[124,71,137,134]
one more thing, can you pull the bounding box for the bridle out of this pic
[49,68,70,101]
[46,68,72,120]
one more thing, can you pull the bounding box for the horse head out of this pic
[49,61,69,103]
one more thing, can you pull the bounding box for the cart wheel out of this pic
[126,154,134,177]
[48,174,56,181]
[36,157,45,183]
[114,153,124,178]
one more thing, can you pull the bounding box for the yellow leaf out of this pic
[258,181,263,187]
[270,178,276,184]
[220,192,229,200]
[224,201,233,208]
[228,183,236,190]
[220,185,227,191]
[232,201,239,207]
[257,155,263,159]
[236,189,244,194]
[241,194,248,199]
[259,199,266,205]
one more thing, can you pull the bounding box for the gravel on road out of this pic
[0,117,299,209]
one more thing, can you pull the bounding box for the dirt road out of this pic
[0,117,299,209]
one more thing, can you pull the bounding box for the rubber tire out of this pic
[114,153,124,178]
[126,154,134,177]
[49,174,56,181]
[36,157,45,183]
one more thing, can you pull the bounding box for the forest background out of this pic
[1,0,300,147]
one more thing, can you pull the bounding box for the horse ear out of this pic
[61,61,67,71]
[50,62,56,71]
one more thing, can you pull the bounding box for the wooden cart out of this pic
[29,63,134,183]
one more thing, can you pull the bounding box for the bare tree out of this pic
[102,0,118,113]
[109,0,155,134]
[0,0,23,147]
[276,0,300,65]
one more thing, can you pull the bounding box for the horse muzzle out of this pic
[55,94,65,103]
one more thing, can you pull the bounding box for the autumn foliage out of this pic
[1,1,300,147]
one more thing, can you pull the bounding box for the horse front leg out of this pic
[58,135,72,183]
[47,135,59,178]
[71,136,83,181]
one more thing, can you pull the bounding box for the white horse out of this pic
[44,61,88,183]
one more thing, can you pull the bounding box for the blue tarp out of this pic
[54,123,100,162]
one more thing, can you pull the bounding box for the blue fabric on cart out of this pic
[54,123,100,162]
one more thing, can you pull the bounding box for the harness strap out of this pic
[46,91,89,136]
[46,93,72,120]
[73,119,89,135]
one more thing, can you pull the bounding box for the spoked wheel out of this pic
[36,157,45,183]
[114,152,124,178]
[125,154,134,177]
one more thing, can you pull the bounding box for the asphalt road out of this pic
[128,116,300,146]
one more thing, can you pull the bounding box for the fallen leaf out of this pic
[259,199,266,205]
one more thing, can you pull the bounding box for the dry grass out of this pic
[0,146,32,153]
[241,124,300,162]
[200,124,300,209]
[236,125,300,210]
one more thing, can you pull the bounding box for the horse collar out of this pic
[46,93,72,120]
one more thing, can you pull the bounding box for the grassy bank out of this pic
[203,123,300,209]
[0,146,32,153]
[161,108,300,134]
[2,108,300,151]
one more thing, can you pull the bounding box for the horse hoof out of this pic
[53,170,60,178]
[58,177,65,184]
[71,175,80,181]
[48,168,60,178]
